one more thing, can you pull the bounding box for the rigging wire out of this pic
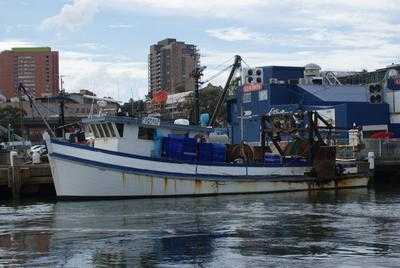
[209,56,235,71]
[240,58,251,69]
[201,64,233,86]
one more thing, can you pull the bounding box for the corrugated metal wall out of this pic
[229,66,391,144]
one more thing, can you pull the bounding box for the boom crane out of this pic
[208,55,242,127]
[18,83,56,137]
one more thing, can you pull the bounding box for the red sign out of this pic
[152,90,168,103]
[243,83,263,93]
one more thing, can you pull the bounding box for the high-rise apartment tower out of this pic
[148,39,199,94]
[0,47,59,99]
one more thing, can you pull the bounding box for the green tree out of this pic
[0,105,26,140]
[120,99,146,117]
[184,83,227,126]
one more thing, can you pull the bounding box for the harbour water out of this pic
[1,187,400,267]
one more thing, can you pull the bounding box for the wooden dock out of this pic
[0,155,54,199]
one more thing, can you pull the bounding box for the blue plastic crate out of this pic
[180,151,197,162]
[182,137,197,153]
[161,137,171,157]
[264,154,282,164]
[198,143,226,163]
[212,144,226,163]
[198,143,213,162]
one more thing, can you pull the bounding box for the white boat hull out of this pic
[45,138,369,198]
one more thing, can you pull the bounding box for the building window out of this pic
[242,92,252,103]
[259,90,268,101]
[138,127,155,140]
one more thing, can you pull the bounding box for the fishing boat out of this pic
[40,55,371,199]
[43,109,371,199]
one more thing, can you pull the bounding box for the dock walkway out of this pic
[0,156,53,199]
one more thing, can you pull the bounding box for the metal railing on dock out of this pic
[361,139,400,160]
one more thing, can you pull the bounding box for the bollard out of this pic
[368,152,375,170]
[9,151,18,167]
[9,151,20,199]
[32,152,41,164]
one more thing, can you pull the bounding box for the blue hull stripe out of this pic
[50,152,312,182]
[50,139,309,168]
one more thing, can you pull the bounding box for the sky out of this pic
[1,0,399,101]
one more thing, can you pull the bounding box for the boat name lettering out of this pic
[243,83,263,93]
[142,117,160,126]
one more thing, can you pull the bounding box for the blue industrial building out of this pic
[228,64,393,144]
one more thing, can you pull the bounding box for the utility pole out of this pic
[191,66,206,125]
[59,75,66,92]
[16,82,24,139]
[131,89,134,117]
[58,75,67,137]
[59,90,65,137]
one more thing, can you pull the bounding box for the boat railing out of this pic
[335,144,357,160]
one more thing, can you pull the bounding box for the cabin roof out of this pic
[82,116,217,132]
[298,84,368,102]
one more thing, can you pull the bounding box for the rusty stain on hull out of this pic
[121,173,127,186]
[163,178,168,193]
[194,179,202,194]
[174,179,177,194]
[150,176,153,195]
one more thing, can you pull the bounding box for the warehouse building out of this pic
[228,63,397,144]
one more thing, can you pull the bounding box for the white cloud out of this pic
[60,51,148,100]
[17,0,400,98]
[206,27,271,43]
[75,42,106,50]
[203,44,400,76]
[42,0,400,31]
[0,39,36,51]
[41,0,100,31]
[40,0,276,31]
[42,0,400,56]
[107,24,134,29]
[0,39,148,101]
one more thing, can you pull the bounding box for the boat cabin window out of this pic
[91,124,100,138]
[89,123,117,138]
[116,123,124,137]
[97,124,105,137]
[138,127,155,140]
[102,123,111,137]
[107,122,116,137]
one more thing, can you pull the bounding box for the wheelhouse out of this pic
[83,116,214,157]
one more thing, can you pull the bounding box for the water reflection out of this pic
[1,188,400,267]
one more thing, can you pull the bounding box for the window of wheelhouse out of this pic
[107,122,116,137]
[101,123,111,137]
[90,124,100,138]
[97,124,105,137]
[138,127,155,140]
[116,123,124,137]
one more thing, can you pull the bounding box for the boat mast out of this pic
[208,55,242,127]
[18,83,55,137]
